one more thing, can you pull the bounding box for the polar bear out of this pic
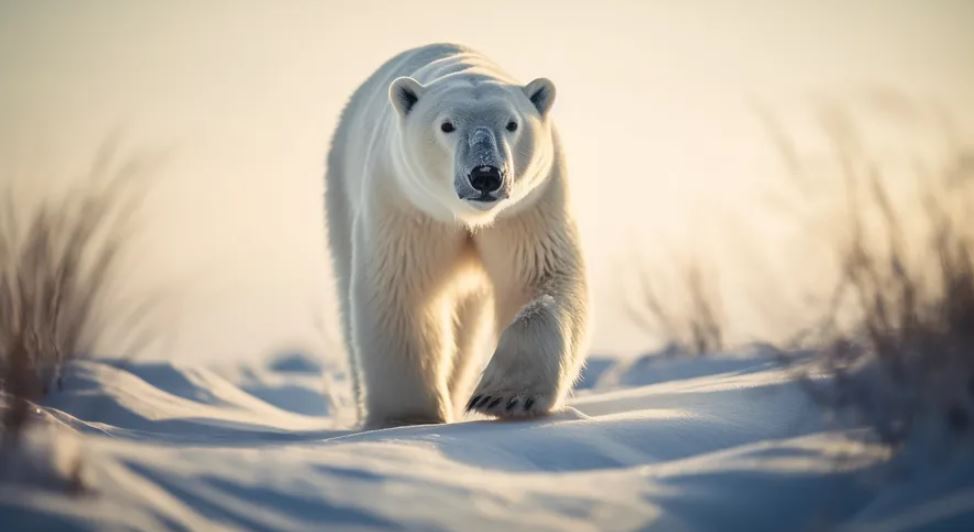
[325,43,589,428]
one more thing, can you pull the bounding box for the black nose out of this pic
[469,165,502,194]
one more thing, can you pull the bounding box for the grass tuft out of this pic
[625,261,724,356]
[769,105,974,446]
[0,151,147,487]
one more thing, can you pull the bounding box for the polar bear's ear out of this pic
[389,77,426,118]
[523,78,556,118]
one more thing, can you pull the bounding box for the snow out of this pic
[1,350,971,530]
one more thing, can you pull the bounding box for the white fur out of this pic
[325,44,589,428]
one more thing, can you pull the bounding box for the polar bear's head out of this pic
[388,75,557,225]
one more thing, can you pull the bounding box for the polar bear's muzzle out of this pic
[455,127,510,205]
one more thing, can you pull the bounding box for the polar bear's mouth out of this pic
[466,192,500,203]
[458,190,509,212]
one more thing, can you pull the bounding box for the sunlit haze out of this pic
[2,0,972,361]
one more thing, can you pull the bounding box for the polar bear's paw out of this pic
[465,360,560,419]
[466,307,568,420]
[466,390,552,418]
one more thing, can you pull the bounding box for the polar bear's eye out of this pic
[440,121,455,133]
[506,121,518,132]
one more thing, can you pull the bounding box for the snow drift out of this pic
[3,349,970,530]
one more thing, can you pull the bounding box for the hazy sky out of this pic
[1,0,972,361]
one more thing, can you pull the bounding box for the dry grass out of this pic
[625,261,724,356]
[766,106,974,445]
[0,153,146,471]
[632,102,974,446]
[810,165,973,443]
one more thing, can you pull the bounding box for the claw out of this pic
[524,397,535,411]
[506,398,518,411]
[466,394,483,410]
[479,396,492,409]
[487,397,502,409]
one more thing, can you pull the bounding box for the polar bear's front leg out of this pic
[469,210,589,419]
[349,214,463,429]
